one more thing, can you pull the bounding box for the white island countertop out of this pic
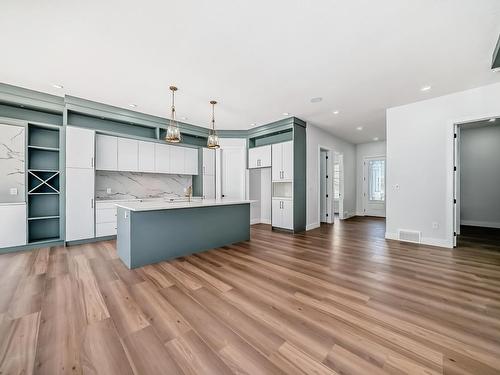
[115,198,255,212]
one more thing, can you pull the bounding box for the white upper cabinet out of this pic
[66,126,95,169]
[169,145,185,174]
[202,148,215,175]
[248,145,271,169]
[96,134,117,170]
[154,143,170,173]
[271,141,293,181]
[138,141,155,172]
[117,138,138,172]
[184,147,199,175]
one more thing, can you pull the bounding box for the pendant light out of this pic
[207,100,220,149]
[165,85,181,143]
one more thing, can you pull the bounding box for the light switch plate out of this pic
[106,188,112,194]
[9,188,18,195]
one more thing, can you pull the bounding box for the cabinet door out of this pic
[169,146,185,174]
[66,126,95,169]
[202,148,215,175]
[272,199,282,228]
[202,174,215,199]
[184,147,199,175]
[66,168,95,241]
[259,145,272,168]
[138,141,155,172]
[154,143,170,173]
[0,204,26,248]
[281,199,294,230]
[248,148,259,169]
[281,141,294,180]
[95,134,117,170]
[118,138,138,172]
[271,143,282,180]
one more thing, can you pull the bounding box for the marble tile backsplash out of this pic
[95,171,192,200]
[0,124,25,203]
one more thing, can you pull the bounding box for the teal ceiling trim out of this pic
[0,83,64,113]
[218,129,249,138]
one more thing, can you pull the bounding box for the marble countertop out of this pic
[115,198,255,212]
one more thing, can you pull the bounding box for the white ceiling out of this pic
[1,0,500,143]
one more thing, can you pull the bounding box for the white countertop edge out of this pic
[115,199,256,212]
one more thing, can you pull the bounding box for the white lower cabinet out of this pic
[96,201,118,237]
[0,203,26,248]
[66,168,95,241]
[272,198,293,230]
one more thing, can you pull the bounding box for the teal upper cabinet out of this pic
[96,134,118,170]
[66,126,95,169]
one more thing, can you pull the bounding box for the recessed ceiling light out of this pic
[128,104,137,108]
[251,123,256,126]
[373,137,379,141]
[282,112,290,116]
[310,97,322,103]
[356,126,363,131]
[52,84,64,89]
[420,85,432,92]
[333,110,339,115]
[488,118,496,122]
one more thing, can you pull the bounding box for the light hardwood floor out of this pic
[1,217,499,374]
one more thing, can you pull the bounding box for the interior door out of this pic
[320,151,327,223]
[66,168,95,241]
[363,157,386,217]
[453,125,461,245]
[222,148,245,199]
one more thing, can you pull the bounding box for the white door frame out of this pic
[317,145,334,225]
[449,112,500,248]
[362,155,386,217]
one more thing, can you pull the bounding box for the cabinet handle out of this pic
[91,198,94,208]
[203,166,206,174]
[91,157,94,168]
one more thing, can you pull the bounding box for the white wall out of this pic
[306,124,356,229]
[386,82,500,248]
[460,124,500,228]
[356,141,386,215]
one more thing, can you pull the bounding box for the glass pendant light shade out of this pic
[165,86,182,143]
[207,100,220,149]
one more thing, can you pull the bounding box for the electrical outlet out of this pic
[106,188,112,194]
[9,188,18,195]
[432,222,439,229]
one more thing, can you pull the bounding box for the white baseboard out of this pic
[306,222,320,231]
[385,232,453,248]
[251,218,272,225]
[342,211,356,220]
[461,220,500,229]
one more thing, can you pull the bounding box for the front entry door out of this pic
[363,157,386,217]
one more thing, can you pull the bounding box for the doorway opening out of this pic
[362,156,386,217]
[453,117,500,249]
[318,147,344,225]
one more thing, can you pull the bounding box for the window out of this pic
[333,163,340,199]
[368,159,385,201]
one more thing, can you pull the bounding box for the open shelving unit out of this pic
[26,124,62,243]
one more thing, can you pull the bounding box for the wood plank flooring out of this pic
[1,217,500,374]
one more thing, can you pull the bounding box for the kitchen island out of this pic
[115,198,252,269]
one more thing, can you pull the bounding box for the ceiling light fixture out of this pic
[420,85,432,92]
[356,126,363,131]
[373,137,379,141]
[207,100,220,149]
[333,110,339,115]
[128,104,137,108]
[251,123,256,126]
[310,97,322,103]
[165,86,181,143]
[282,112,290,116]
[52,84,63,89]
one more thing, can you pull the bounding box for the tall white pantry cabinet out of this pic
[65,126,95,241]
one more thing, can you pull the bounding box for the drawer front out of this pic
[96,201,118,210]
[96,208,117,223]
[96,222,117,237]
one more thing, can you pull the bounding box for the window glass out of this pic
[368,160,385,201]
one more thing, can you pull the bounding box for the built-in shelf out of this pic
[28,215,60,221]
[26,124,62,244]
[28,145,59,151]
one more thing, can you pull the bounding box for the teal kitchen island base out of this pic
[116,199,251,269]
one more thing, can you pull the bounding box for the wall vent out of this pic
[398,229,421,244]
